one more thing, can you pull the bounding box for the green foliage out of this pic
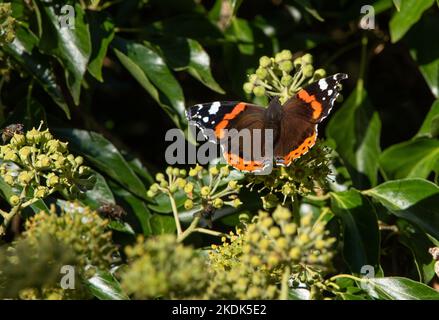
[1,0,439,301]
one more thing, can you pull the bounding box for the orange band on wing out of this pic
[224,152,264,172]
[298,89,322,119]
[214,102,247,139]
[283,130,317,164]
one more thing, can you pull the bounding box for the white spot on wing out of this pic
[318,79,328,90]
[208,101,221,114]
[203,117,209,123]
[328,89,333,95]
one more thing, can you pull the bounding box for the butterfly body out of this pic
[187,73,348,173]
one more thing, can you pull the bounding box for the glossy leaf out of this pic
[330,190,380,272]
[389,0,434,43]
[363,277,439,300]
[380,138,439,180]
[417,100,439,137]
[407,16,439,98]
[38,1,91,105]
[87,11,115,82]
[4,27,69,118]
[82,170,115,210]
[150,214,177,235]
[326,87,382,188]
[364,179,439,240]
[54,128,147,200]
[156,37,224,93]
[86,269,129,300]
[112,37,186,129]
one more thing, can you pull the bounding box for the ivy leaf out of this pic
[389,0,435,43]
[417,100,439,137]
[112,37,186,129]
[330,190,380,273]
[37,1,92,105]
[363,277,439,300]
[326,87,382,189]
[54,128,148,200]
[380,138,439,180]
[4,27,69,118]
[150,214,177,235]
[85,269,129,300]
[363,179,439,240]
[81,170,115,210]
[155,37,225,94]
[87,11,115,82]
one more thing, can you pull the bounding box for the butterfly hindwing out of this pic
[274,73,348,166]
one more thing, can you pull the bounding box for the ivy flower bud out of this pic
[220,166,230,176]
[243,82,254,94]
[179,169,187,177]
[284,223,297,235]
[279,60,293,72]
[289,247,301,260]
[213,198,223,209]
[301,214,313,227]
[209,167,219,176]
[18,146,32,162]
[3,174,14,185]
[150,183,159,192]
[41,130,53,143]
[34,186,49,198]
[313,68,326,79]
[4,150,18,162]
[160,180,168,188]
[184,182,194,194]
[35,155,51,169]
[18,171,33,185]
[281,75,293,86]
[10,134,25,147]
[253,86,265,97]
[269,226,281,238]
[166,166,173,175]
[26,128,41,144]
[75,156,84,166]
[184,199,193,210]
[155,173,165,182]
[46,173,60,187]
[169,184,178,193]
[231,198,242,208]
[280,49,292,60]
[301,53,313,65]
[172,168,180,176]
[146,190,156,198]
[176,177,186,188]
[303,64,314,77]
[248,74,258,83]
[256,67,268,80]
[259,56,271,68]
[200,186,210,197]
[78,166,91,175]
[9,195,20,206]
[189,168,198,177]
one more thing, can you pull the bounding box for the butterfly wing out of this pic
[274,73,348,166]
[187,101,269,172]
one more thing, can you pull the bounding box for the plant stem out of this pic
[292,194,301,227]
[177,215,201,242]
[193,227,225,238]
[329,274,364,282]
[280,265,291,300]
[168,193,183,236]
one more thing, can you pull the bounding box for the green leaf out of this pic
[112,37,186,129]
[150,214,177,235]
[397,219,436,283]
[108,220,135,235]
[81,170,115,210]
[389,0,434,43]
[38,1,91,105]
[87,11,115,82]
[326,87,382,188]
[392,0,401,11]
[363,277,439,300]
[380,138,439,180]
[417,100,439,137]
[156,37,224,94]
[330,190,380,273]
[85,269,129,300]
[110,182,153,236]
[4,27,69,118]
[406,16,439,98]
[364,179,439,240]
[54,128,147,200]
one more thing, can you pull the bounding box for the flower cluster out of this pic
[147,164,243,213]
[206,206,336,299]
[120,234,208,299]
[0,236,91,300]
[243,50,326,104]
[23,203,119,270]
[246,142,332,209]
[0,124,95,205]
[0,3,16,45]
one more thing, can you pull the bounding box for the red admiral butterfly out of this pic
[187,73,348,173]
